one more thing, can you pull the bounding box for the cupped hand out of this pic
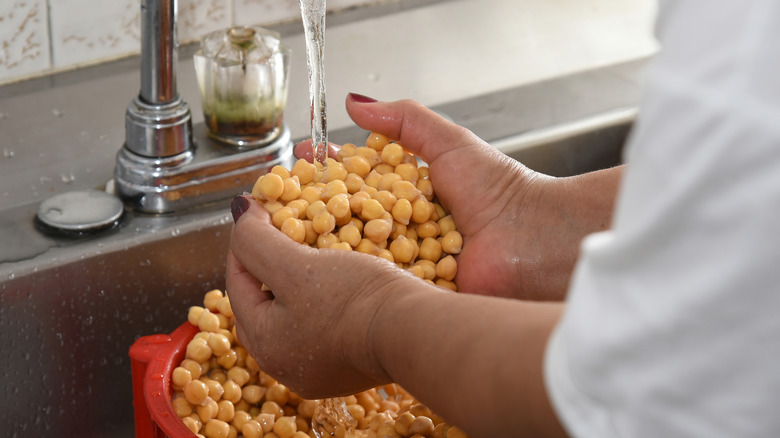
[308,94,614,300]
[226,196,433,398]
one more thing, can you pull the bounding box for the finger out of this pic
[229,196,320,299]
[345,93,483,164]
[225,248,273,327]
[293,140,341,162]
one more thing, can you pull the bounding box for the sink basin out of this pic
[0,59,642,437]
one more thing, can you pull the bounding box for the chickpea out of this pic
[266,383,290,406]
[291,159,316,185]
[394,412,414,436]
[272,207,298,229]
[389,235,416,264]
[411,198,432,224]
[356,238,383,256]
[204,378,225,402]
[217,349,238,369]
[186,338,213,363]
[338,223,362,248]
[182,415,201,434]
[242,384,266,404]
[299,185,323,205]
[221,380,242,404]
[394,163,419,184]
[352,142,379,161]
[372,190,397,212]
[366,131,390,150]
[207,333,232,357]
[255,173,284,202]
[416,220,440,239]
[271,165,291,179]
[377,172,402,192]
[321,180,348,202]
[197,397,219,422]
[280,176,302,202]
[181,359,202,380]
[408,416,435,435]
[281,217,306,243]
[172,366,193,390]
[242,420,263,438]
[441,230,463,254]
[343,155,372,178]
[391,180,420,202]
[364,170,382,189]
[437,215,456,236]
[320,161,348,183]
[286,199,310,219]
[203,289,223,311]
[188,306,204,326]
[256,412,276,433]
[204,419,230,438]
[273,416,297,438]
[435,278,457,291]
[261,401,284,420]
[417,178,434,201]
[316,233,340,249]
[216,297,233,318]
[172,396,193,417]
[227,366,251,387]
[312,211,336,234]
[391,198,412,225]
[338,143,357,159]
[297,399,319,418]
[327,193,351,219]
[373,163,395,175]
[347,403,366,423]
[377,249,394,263]
[360,198,386,221]
[217,399,235,423]
[436,255,458,281]
[344,173,366,194]
[364,218,392,243]
[381,143,405,167]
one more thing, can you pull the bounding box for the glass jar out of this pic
[194,26,291,148]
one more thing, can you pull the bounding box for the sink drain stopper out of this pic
[37,190,124,233]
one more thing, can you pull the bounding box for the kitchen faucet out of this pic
[114,0,294,213]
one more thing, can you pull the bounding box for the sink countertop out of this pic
[0,0,657,211]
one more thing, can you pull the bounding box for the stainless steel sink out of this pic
[0,50,644,436]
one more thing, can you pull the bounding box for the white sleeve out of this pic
[545,1,780,437]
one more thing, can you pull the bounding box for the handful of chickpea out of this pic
[169,133,469,437]
[251,132,462,290]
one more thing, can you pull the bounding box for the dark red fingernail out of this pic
[348,92,377,103]
[231,196,250,223]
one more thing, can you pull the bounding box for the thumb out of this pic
[344,93,484,165]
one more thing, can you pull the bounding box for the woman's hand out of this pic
[227,197,438,398]
[298,94,622,300]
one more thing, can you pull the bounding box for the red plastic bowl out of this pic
[129,322,200,438]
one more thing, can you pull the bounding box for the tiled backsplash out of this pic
[0,0,372,85]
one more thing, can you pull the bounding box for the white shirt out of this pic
[545,1,780,436]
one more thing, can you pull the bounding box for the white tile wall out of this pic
[0,0,657,86]
[0,0,51,81]
[0,0,380,85]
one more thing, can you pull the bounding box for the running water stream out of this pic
[298,1,358,436]
[299,0,329,167]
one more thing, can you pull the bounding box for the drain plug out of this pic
[37,190,124,233]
